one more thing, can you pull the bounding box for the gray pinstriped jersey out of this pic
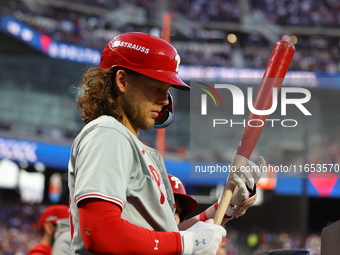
[68,115,178,255]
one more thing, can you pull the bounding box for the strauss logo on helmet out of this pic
[110,40,150,54]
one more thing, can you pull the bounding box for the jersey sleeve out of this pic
[73,126,133,209]
[79,199,182,255]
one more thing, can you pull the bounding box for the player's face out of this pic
[216,239,226,255]
[174,212,180,225]
[174,199,182,225]
[120,72,171,134]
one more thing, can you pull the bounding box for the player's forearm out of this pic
[78,199,182,254]
[178,204,230,231]
[178,215,200,230]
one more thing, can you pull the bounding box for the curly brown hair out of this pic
[77,67,139,124]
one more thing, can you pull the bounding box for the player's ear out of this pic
[115,69,128,93]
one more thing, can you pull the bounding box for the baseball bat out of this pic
[214,40,295,225]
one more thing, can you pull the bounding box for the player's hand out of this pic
[224,152,266,219]
[197,153,265,223]
[180,219,226,255]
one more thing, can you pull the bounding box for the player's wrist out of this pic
[198,203,219,222]
[179,231,194,255]
[199,211,208,222]
[228,190,258,219]
[198,202,233,224]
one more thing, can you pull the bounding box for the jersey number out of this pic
[149,165,166,205]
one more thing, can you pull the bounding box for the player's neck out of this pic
[120,117,139,137]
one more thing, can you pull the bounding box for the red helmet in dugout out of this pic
[38,204,69,227]
[99,32,190,91]
[168,174,198,221]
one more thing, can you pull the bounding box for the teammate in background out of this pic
[168,174,228,255]
[168,174,198,225]
[216,237,227,255]
[68,32,264,255]
[27,204,69,255]
[52,218,72,255]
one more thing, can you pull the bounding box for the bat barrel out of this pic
[237,40,295,159]
[263,40,296,79]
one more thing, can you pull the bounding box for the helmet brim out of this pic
[133,69,190,91]
[175,193,198,221]
[112,66,190,91]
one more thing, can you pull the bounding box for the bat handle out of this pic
[213,180,236,225]
[213,155,248,225]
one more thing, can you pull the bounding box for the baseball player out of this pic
[168,174,198,224]
[168,174,228,255]
[52,218,72,255]
[27,204,69,255]
[68,32,263,255]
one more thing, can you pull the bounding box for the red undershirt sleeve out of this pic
[78,199,183,255]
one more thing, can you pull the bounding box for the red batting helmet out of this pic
[38,205,69,227]
[99,32,190,91]
[168,174,198,221]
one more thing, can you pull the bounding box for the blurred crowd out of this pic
[1,0,340,74]
[310,144,340,166]
[0,200,40,255]
[4,0,340,27]
[251,0,340,27]
[171,0,340,26]
[175,40,339,74]
[0,199,321,255]
[0,121,78,145]
[170,0,241,22]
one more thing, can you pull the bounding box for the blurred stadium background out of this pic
[1,0,340,254]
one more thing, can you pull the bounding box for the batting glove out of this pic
[224,153,266,219]
[180,219,226,255]
[198,154,265,223]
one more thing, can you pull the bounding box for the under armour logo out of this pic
[154,239,160,250]
[195,239,206,246]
